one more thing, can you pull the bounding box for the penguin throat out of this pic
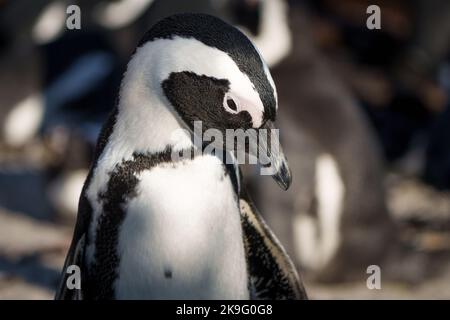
[111,79,193,159]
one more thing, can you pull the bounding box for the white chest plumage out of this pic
[113,154,249,299]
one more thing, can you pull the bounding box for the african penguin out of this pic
[56,13,306,300]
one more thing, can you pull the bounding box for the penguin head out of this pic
[133,13,291,189]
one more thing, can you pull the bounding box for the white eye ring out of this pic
[223,93,240,114]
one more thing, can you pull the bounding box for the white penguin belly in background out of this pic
[115,155,249,299]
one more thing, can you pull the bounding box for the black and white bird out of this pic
[56,13,306,300]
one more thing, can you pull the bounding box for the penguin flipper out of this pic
[55,233,85,300]
[55,186,93,300]
[55,108,118,300]
[239,195,307,300]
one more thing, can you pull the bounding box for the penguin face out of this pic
[138,13,277,132]
[134,13,290,189]
[162,69,264,132]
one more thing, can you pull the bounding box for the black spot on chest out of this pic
[164,268,173,279]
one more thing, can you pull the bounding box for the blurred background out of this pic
[0,0,449,299]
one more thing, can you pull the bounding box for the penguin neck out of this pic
[116,94,190,155]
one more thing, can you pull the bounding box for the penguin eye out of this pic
[223,93,240,114]
[227,99,237,111]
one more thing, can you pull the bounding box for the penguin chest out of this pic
[114,156,249,299]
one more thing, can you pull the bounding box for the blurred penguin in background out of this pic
[1,0,128,219]
[239,0,396,282]
[255,0,450,282]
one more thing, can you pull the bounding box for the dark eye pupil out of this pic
[227,99,237,111]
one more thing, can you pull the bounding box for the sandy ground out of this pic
[0,209,70,299]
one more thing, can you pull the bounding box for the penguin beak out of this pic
[269,149,292,190]
[246,120,292,190]
[262,120,292,190]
